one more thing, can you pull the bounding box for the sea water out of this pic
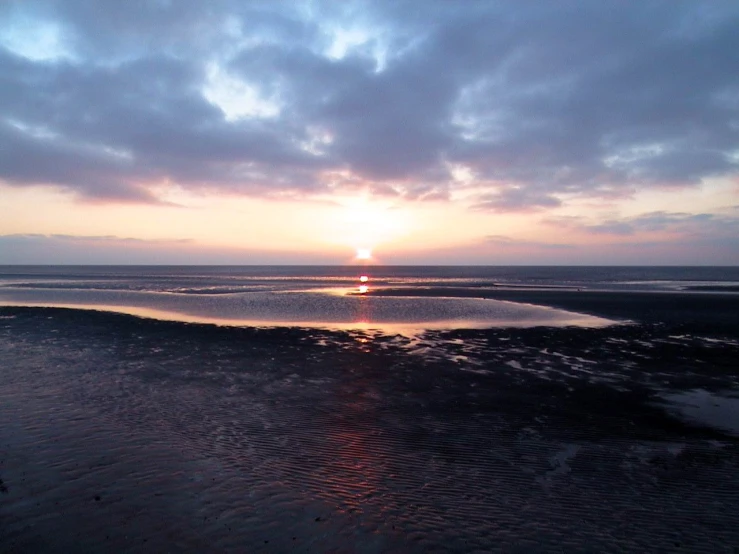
[1,265,738,333]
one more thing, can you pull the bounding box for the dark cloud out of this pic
[473,187,562,212]
[0,118,162,203]
[0,0,737,206]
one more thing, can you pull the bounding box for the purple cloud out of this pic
[0,0,737,208]
[547,211,739,238]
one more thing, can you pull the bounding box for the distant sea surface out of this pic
[1,265,738,333]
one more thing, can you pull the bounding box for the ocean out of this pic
[4,264,739,291]
[1,266,738,552]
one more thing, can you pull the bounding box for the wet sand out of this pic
[367,287,739,334]
[1,304,738,552]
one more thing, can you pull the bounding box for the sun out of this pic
[321,196,411,257]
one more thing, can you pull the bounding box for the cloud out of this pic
[546,210,739,240]
[382,232,739,265]
[472,188,562,212]
[485,235,574,250]
[7,233,193,243]
[0,233,337,264]
[1,0,738,209]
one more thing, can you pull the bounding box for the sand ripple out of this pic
[1,308,738,552]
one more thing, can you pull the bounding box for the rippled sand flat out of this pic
[1,306,738,552]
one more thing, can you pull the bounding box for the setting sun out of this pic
[315,196,413,257]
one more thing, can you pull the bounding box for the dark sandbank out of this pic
[1,305,738,552]
[366,287,739,335]
[682,285,739,292]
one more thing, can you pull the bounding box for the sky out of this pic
[1,0,738,265]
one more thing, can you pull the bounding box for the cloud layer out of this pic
[1,0,737,209]
[0,233,340,264]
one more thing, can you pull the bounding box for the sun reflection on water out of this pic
[355,277,373,331]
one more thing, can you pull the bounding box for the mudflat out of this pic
[367,286,739,334]
[1,304,738,552]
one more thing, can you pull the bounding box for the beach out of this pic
[4,0,739,549]
[2,275,739,552]
[4,0,739,550]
